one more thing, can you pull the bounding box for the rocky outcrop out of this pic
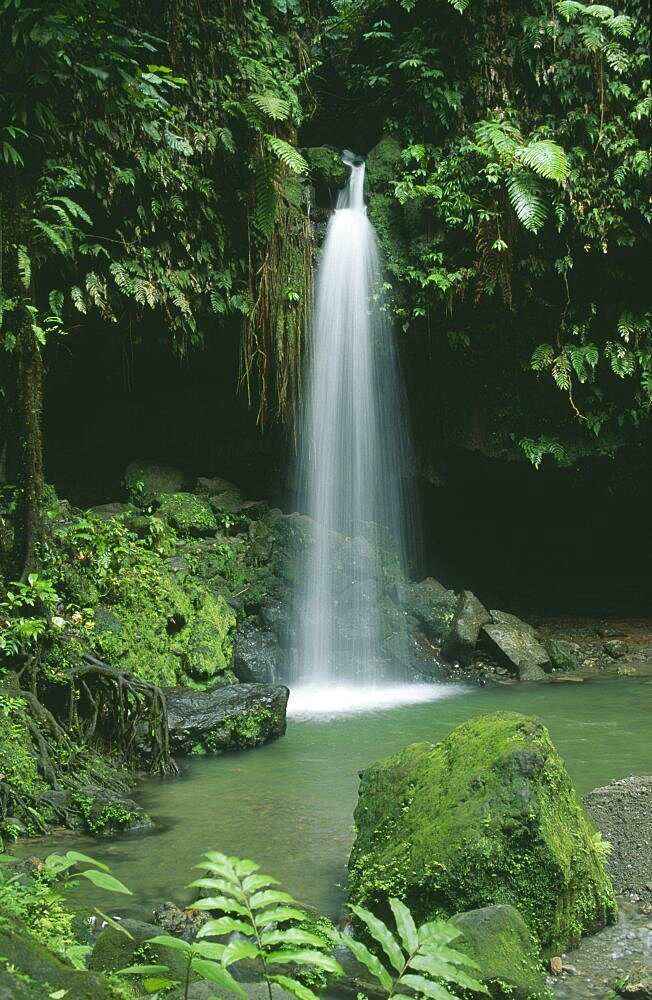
[124,459,188,503]
[442,589,491,666]
[584,776,652,902]
[165,683,289,755]
[449,905,548,999]
[234,617,283,683]
[90,917,188,981]
[482,611,550,680]
[348,711,617,952]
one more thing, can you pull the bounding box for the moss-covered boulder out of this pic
[165,682,289,755]
[348,712,617,953]
[366,135,403,186]
[124,459,188,504]
[304,146,347,188]
[89,917,188,981]
[543,638,581,673]
[0,920,116,999]
[158,492,217,537]
[449,905,549,999]
[72,785,152,836]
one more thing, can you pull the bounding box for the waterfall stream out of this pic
[289,152,418,698]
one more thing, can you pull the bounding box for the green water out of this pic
[26,677,652,920]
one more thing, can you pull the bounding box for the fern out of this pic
[520,436,566,467]
[475,120,521,159]
[267,136,309,175]
[447,0,471,10]
[249,92,291,121]
[50,195,92,225]
[506,171,548,231]
[33,220,69,254]
[515,140,569,181]
[552,351,572,389]
[17,245,31,289]
[531,343,554,370]
[254,152,279,238]
[70,286,87,314]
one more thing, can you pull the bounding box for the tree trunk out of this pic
[0,181,44,581]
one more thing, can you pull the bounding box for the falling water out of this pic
[290,151,417,695]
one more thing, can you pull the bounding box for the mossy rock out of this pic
[304,146,347,187]
[348,711,617,953]
[178,592,236,680]
[124,459,187,505]
[89,917,188,982]
[449,904,550,999]
[0,920,116,999]
[542,638,581,672]
[365,135,403,186]
[73,785,153,836]
[159,492,217,537]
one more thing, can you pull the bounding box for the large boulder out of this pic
[158,492,217,537]
[442,590,491,666]
[165,683,289,755]
[124,459,188,504]
[89,917,187,981]
[234,618,284,683]
[348,712,617,953]
[449,905,548,999]
[73,785,152,836]
[543,638,581,673]
[482,611,550,680]
[396,577,457,643]
[0,920,116,999]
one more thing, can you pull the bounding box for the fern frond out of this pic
[475,120,521,159]
[70,285,87,314]
[33,220,70,254]
[254,153,279,238]
[249,93,291,122]
[506,171,548,231]
[17,245,31,289]
[50,195,92,225]
[531,343,554,370]
[515,140,569,181]
[267,137,309,175]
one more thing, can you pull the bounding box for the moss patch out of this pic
[158,492,217,537]
[348,711,617,953]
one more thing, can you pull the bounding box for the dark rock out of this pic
[89,502,128,521]
[195,475,240,496]
[348,711,617,952]
[303,146,347,188]
[366,136,403,186]
[543,638,581,672]
[74,785,153,836]
[124,459,187,504]
[0,920,115,999]
[449,904,547,999]
[604,639,629,659]
[442,590,491,666]
[90,917,187,981]
[208,489,245,515]
[159,493,217,537]
[482,610,550,679]
[165,683,289,755]
[153,900,209,940]
[584,776,652,901]
[396,577,457,642]
[234,619,284,683]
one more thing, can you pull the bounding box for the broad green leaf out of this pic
[389,898,418,954]
[242,873,280,893]
[250,890,298,910]
[93,909,134,937]
[187,895,249,916]
[143,979,178,993]
[255,906,307,925]
[117,964,170,975]
[187,877,245,901]
[401,972,459,999]
[265,950,343,974]
[350,904,405,973]
[269,974,320,1000]
[336,933,392,991]
[63,851,109,871]
[79,869,132,895]
[196,917,255,939]
[260,928,326,948]
[146,934,191,952]
[222,939,260,966]
[418,920,462,947]
[192,941,227,960]
[191,958,247,998]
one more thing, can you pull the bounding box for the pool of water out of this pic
[22,676,652,921]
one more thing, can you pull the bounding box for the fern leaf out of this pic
[254,153,279,238]
[515,140,569,181]
[249,92,291,121]
[267,136,309,175]
[17,245,31,289]
[531,343,554,370]
[556,0,585,18]
[475,120,520,158]
[447,0,470,10]
[71,285,87,314]
[33,220,69,254]
[51,195,92,225]
[506,171,548,231]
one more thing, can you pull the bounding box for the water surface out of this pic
[27,677,652,920]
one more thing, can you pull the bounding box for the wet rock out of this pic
[482,610,550,679]
[165,683,289,755]
[0,919,116,999]
[584,776,652,901]
[158,493,217,537]
[234,618,283,683]
[124,459,188,504]
[616,970,652,999]
[449,904,547,999]
[396,577,457,643]
[442,590,491,666]
[604,639,629,659]
[543,637,581,672]
[366,136,403,186]
[74,785,153,836]
[89,502,128,521]
[153,900,209,940]
[90,917,187,981]
[195,475,240,496]
[348,711,617,952]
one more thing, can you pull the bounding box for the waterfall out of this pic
[290,151,416,691]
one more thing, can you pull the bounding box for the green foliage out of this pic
[0,573,58,658]
[0,693,44,805]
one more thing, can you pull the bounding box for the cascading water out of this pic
[289,151,420,704]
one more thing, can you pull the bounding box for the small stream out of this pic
[18,676,652,997]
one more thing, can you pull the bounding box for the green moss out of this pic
[221,705,275,748]
[158,492,217,537]
[304,146,347,187]
[0,694,45,810]
[348,712,617,953]
[178,592,236,681]
[72,791,145,836]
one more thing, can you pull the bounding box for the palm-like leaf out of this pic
[267,136,309,175]
[506,171,548,231]
[515,140,569,181]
